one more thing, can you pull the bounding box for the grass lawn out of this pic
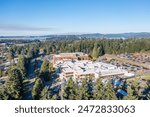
[143,74,150,81]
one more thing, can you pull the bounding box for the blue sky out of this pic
[0,0,150,36]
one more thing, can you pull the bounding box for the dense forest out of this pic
[7,38,150,59]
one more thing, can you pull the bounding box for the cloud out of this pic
[0,24,55,31]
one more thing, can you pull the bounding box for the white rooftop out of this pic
[58,60,132,78]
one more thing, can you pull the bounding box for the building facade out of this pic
[53,52,90,67]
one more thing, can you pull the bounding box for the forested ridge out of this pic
[9,38,150,59]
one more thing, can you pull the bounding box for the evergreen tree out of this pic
[123,87,136,100]
[99,45,105,56]
[51,94,61,100]
[40,59,50,81]
[93,78,104,100]
[0,69,3,77]
[32,78,43,100]
[76,78,92,100]
[63,78,77,100]
[131,80,140,99]
[17,55,27,78]
[27,49,34,59]
[92,43,99,59]
[46,46,51,55]
[103,82,117,100]
[4,67,23,99]
[7,48,14,63]
[86,77,94,99]
[0,86,9,100]
[40,87,52,100]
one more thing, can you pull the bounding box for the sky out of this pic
[0,0,150,36]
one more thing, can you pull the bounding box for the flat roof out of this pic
[54,52,87,58]
[59,60,132,77]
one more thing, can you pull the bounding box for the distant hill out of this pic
[79,32,150,39]
[1,32,150,40]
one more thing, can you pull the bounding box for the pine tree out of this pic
[0,69,3,77]
[76,79,90,100]
[92,44,99,60]
[7,48,14,63]
[32,78,43,100]
[5,67,23,99]
[40,59,49,73]
[123,87,136,100]
[17,55,27,78]
[103,82,117,100]
[63,78,78,100]
[93,78,104,100]
[0,86,9,100]
[27,49,34,59]
[40,87,52,100]
[131,80,139,99]
[87,77,94,99]
[40,59,50,81]
[99,45,105,56]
